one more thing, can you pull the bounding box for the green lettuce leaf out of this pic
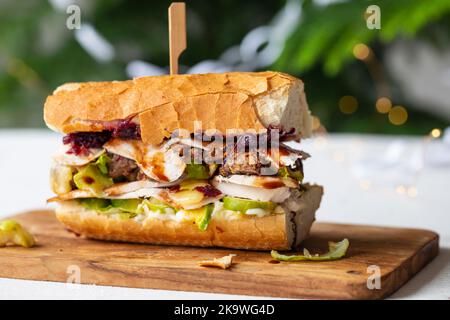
[271,238,349,261]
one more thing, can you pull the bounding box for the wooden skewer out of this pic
[168,2,186,75]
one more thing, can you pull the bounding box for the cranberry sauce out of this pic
[63,120,141,155]
[195,185,222,197]
[63,131,112,155]
[105,120,141,140]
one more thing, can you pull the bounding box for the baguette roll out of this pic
[45,71,323,251]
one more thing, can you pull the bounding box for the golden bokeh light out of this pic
[353,43,370,60]
[339,95,358,114]
[395,185,406,194]
[388,106,408,125]
[376,97,392,114]
[430,128,441,138]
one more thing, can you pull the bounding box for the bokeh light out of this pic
[339,95,358,114]
[388,106,408,125]
[353,43,370,60]
[430,128,441,138]
[395,185,406,194]
[376,97,392,114]
[407,187,418,198]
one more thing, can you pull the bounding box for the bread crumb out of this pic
[198,254,236,270]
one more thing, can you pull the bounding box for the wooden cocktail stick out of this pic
[168,2,186,75]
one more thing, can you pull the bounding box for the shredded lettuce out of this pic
[78,196,217,229]
[79,198,114,212]
[111,199,142,214]
[139,198,175,214]
[79,198,174,218]
[271,239,350,261]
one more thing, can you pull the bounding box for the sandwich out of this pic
[44,71,323,250]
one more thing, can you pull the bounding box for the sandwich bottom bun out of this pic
[55,185,323,250]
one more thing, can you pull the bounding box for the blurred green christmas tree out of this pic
[277,0,450,134]
[0,0,449,134]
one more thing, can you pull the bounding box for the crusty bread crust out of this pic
[292,185,323,247]
[44,71,312,145]
[55,185,323,250]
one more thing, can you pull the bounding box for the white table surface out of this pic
[0,129,449,300]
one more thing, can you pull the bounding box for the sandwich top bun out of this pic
[44,71,313,145]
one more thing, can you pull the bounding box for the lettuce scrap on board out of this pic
[271,238,349,261]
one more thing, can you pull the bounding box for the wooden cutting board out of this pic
[0,210,438,299]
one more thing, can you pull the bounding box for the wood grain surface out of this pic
[0,210,439,299]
